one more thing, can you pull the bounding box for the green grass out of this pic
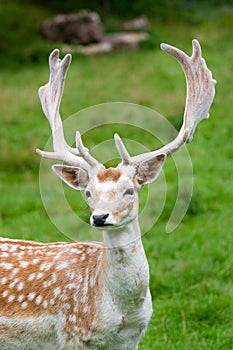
[0,7,232,349]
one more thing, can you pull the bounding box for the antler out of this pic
[37,41,215,173]
[116,39,216,164]
[36,49,99,171]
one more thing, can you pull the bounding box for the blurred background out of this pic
[0,1,232,349]
[0,0,232,65]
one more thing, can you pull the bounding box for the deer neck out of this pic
[102,217,141,247]
[102,218,150,308]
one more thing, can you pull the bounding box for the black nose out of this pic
[92,213,109,226]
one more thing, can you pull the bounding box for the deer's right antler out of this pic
[36,49,100,171]
[116,39,216,165]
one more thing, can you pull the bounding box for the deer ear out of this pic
[136,154,166,185]
[52,165,89,190]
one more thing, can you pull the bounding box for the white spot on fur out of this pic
[17,282,24,291]
[17,251,25,258]
[40,262,49,270]
[42,300,48,308]
[62,303,71,311]
[82,268,89,296]
[10,245,18,252]
[1,244,9,251]
[54,287,61,297]
[69,314,76,323]
[70,248,78,253]
[73,305,79,313]
[56,262,68,270]
[42,274,57,288]
[9,278,19,288]
[83,305,90,314]
[1,277,8,285]
[2,290,8,298]
[65,283,76,290]
[51,273,57,283]
[8,295,15,302]
[81,295,87,304]
[9,245,17,252]
[1,262,13,270]
[35,295,42,305]
[10,268,19,278]
[42,280,50,288]
[17,294,24,302]
[28,273,35,281]
[32,258,39,265]
[0,252,9,258]
[36,272,44,280]
[20,261,29,268]
[87,247,93,254]
[46,251,55,257]
[28,292,36,301]
[22,301,28,308]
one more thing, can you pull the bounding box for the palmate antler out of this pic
[36,49,100,172]
[115,39,216,164]
[37,40,216,173]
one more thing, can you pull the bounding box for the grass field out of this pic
[0,7,232,350]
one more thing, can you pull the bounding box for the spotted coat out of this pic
[0,236,152,350]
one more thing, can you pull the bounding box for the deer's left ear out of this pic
[135,154,166,185]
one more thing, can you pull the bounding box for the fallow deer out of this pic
[0,40,215,349]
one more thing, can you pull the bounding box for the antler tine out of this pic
[130,39,216,164]
[35,148,89,170]
[37,49,99,171]
[114,133,131,164]
[76,131,100,168]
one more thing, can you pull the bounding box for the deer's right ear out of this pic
[52,165,89,190]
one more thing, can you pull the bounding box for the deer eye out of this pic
[85,190,91,198]
[123,188,134,196]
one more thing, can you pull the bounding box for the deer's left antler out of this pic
[116,39,216,164]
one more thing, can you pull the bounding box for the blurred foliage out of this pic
[20,0,233,20]
[0,0,232,67]
[0,1,55,67]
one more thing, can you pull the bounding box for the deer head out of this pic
[37,40,216,230]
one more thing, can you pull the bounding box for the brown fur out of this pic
[97,168,121,183]
[0,238,107,340]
